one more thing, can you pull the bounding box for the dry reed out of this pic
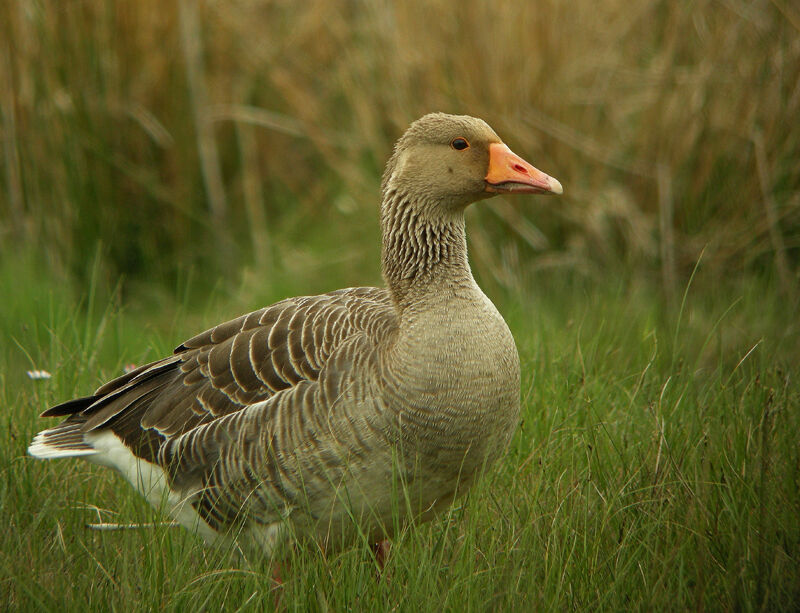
[1,0,798,293]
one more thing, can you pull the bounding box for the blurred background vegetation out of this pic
[1,0,798,305]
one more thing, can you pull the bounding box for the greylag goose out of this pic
[28,113,562,555]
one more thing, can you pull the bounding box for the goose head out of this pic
[381,113,562,213]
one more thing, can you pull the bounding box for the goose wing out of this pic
[38,287,395,465]
[159,330,384,532]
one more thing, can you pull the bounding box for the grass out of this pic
[1,249,798,611]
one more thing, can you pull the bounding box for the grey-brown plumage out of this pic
[28,113,562,554]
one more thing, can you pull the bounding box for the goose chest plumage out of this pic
[28,113,562,554]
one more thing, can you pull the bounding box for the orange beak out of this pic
[485,143,563,195]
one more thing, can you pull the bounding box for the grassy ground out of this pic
[1,249,798,611]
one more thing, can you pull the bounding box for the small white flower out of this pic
[26,370,52,380]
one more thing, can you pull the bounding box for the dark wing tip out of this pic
[40,395,99,418]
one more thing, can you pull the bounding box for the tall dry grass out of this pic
[1,0,798,295]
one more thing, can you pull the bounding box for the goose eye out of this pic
[450,137,470,151]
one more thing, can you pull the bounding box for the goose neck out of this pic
[380,190,473,309]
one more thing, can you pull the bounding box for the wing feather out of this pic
[38,288,397,480]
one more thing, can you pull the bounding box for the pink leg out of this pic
[271,560,286,610]
[372,539,392,574]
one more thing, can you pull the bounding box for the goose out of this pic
[28,113,562,557]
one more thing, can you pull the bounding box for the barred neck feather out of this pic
[380,187,471,308]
